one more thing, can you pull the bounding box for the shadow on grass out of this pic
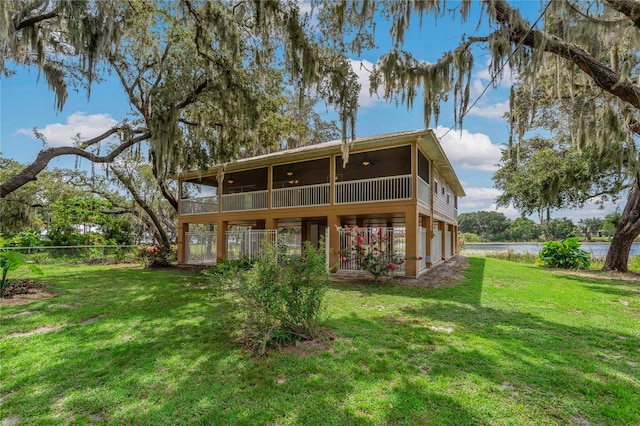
[329,257,486,306]
[2,262,638,424]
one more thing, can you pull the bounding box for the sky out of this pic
[0,1,622,223]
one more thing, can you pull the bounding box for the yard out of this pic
[1,259,638,425]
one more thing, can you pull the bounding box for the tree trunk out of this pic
[111,169,171,250]
[603,178,640,272]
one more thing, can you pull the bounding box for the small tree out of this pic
[0,252,44,297]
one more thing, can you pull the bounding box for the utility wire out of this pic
[438,0,553,140]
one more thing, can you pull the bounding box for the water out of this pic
[463,242,640,257]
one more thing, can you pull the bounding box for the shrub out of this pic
[210,240,329,354]
[0,252,44,297]
[338,225,419,281]
[136,244,177,268]
[537,237,590,269]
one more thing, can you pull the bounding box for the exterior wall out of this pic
[431,167,457,223]
[177,132,464,275]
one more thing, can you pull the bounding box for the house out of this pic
[175,129,465,277]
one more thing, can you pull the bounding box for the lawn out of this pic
[1,259,639,425]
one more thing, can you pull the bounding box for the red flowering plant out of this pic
[337,225,422,282]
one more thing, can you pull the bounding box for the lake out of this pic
[463,242,640,257]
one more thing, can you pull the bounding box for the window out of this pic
[434,179,438,194]
[441,185,445,195]
[446,193,450,204]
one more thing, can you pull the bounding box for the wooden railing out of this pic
[335,174,412,204]
[221,190,268,212]
[180,196,218,215]
[271,183,330,208]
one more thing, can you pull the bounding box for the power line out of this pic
[438,0,553,140]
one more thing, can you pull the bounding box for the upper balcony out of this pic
[179,130,464,217]
[180,145,424,215]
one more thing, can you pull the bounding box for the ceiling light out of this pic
[286,171,294,176]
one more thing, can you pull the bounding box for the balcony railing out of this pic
[418,177,430,206]
[272,183,330,208]
[221,190,268,212]
[180,196,218,215]
[335,174,412,204]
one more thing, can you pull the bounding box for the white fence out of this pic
[335,175,412,204]
[221,190,268,212]
[180,196,218,215]
[337,227,406,275]
[185,231,217,264]
[272,183,330,208]
[432,229,443,263]
[226,229,277,260]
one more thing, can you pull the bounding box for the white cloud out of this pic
[16,112,118,147]
[466,101,510,120]
[349,59,382,108]
[459,186,501,210]
[435,126,502,172]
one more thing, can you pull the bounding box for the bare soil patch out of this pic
[331,255,470,287]
[6,325,62,338]
[0,281,53,306]
[397,255,470,288]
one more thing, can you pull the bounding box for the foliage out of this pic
[211,240,329,354]
[0,251,43,296]
[338,225,418,281]
[603,212,622,238]
[135,244,177,268]
[4,230,46,247]
[577,218,603,241]
[458,212,510,242]
[537,237,590,270]
[0,157,45,234]
[458,232,481,243]
[494,137,632,222]
[542,218,576,241]
[505,218,541,242]
[482,250,538,265]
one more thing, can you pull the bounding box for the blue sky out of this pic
[0,1,621,222]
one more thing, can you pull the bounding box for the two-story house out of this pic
[175,129,465,278]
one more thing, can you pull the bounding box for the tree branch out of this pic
[111,168,171,249]
[15,9,59,31]
[0,132,150,198]
[490,0,640,109]
[605,0,640,28]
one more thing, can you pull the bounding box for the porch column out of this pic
[439,221,446,261]
[265,217,277,229]
[422,215,432,264]
[327,214,340,271]
[405,208,419,278]
[177,222,189,264]
[453,225,458,254]
[216,220,228,260]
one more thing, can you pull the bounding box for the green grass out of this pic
[1,260,639,425]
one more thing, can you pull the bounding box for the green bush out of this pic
[0,252,44,296]
[537,237,590,269]
[211,240,329,354]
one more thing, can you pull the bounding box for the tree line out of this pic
[459,211,623,243]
